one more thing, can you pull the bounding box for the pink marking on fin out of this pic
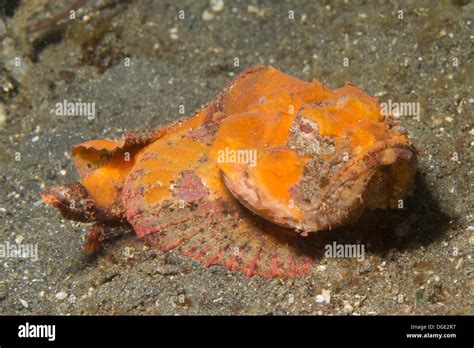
[302,257,315,274]
[246,248,262,277]
[182,248,195,256]
[193,250,207,260]
[226,255,238,270]
[271,256,279,278]
[164,240,181,251]
[288,254,296,277]
[205,251,222,267]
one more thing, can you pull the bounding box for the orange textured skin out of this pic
[42,66,416,278]
[213,77,416,232]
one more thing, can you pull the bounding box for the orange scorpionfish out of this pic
[42,66,416,278]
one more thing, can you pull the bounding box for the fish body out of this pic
[42,66,416,278]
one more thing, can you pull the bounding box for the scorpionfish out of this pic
[42,66,416,278]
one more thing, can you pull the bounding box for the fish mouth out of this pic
[322,139,416,201]
[304,138,417,231]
